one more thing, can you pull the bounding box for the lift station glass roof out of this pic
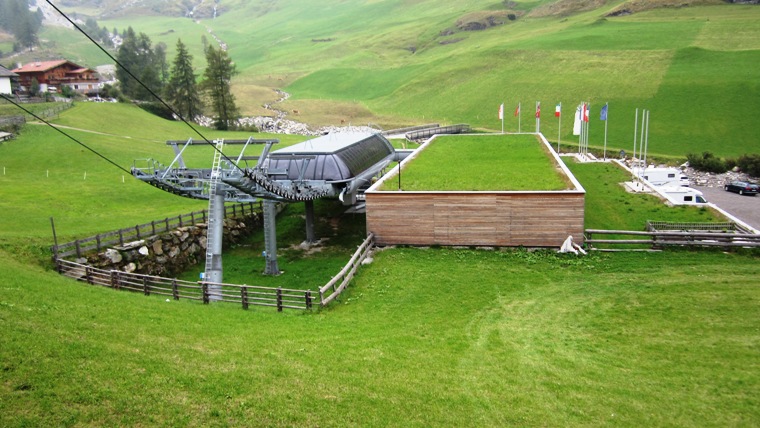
[267,132,394,182]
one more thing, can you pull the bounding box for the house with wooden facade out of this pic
[12,60,100,95]
[0,65,17,95]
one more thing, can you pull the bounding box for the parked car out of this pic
[724,180,759,196]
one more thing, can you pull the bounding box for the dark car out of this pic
[724,180,759,196]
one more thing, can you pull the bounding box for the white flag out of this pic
[573,104,582,136]
[498,103,504,120]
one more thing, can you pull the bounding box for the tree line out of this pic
[114,28,239,130]
[0,0,43,54]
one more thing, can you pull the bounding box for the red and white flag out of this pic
[582,103,590,122]
[535,102,541,119]
[514,103,520,116]
[498,103,504,120]
[555,103,561,117]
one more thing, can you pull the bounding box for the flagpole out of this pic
[535,101,540,133]
[501,102,504,134]
[518,102,521,133]
[603,102,608,160]
[633,108,639,169]
[557,102,561,154]
[639,108,646,168]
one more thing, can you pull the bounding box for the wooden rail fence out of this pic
[55,258,315,311]
[319,233,374,306]
[54,233,376,311]
[53,202,261,259]
[585,229,760,249]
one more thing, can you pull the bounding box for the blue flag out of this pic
[600,104,608,121]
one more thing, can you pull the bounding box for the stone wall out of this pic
[78,213,262,278]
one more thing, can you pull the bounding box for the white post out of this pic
[633,108,639,169]
[603,102,609,160]
[518,102,521,133]
[557,102,562,154]
[535,101,540,133]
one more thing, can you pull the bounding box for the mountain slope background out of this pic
[9,0,760,158]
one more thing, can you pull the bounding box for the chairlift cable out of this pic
[1,94,132,175]
[43,0,246,174]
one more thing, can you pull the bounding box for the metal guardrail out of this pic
[405,124,471,140]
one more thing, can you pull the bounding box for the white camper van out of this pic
[659,186,708,205]
[633,166,690,187]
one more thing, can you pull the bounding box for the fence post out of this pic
[202,210,207,223]
[202,283,210,304]
[85,266,92,284]
[165,217,169,231]
[119,230,124,246]
[233,205,237,217]
[179,215,183,227]
[143,277,149,296]
[172,279,179,300]
[151,220,156,236]
[136,225,141,239]
[75,240,82,258]
[110,270,117,288]
[96,234,101,252]
[241,286,249,310]
[191,211,195,224]
[305,290,312,310]
[277,288,283,312]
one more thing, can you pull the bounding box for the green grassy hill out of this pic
[1,90,759,427]
[15,0,758,160]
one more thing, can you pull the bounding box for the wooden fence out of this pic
[55,258,315,311]
[53,202,261,259]
[319,233,374,306]
[585,229,760,250]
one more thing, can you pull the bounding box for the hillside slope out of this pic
[20,0,760,157]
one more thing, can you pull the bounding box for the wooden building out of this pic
[365,134,586,248]
[12,60,100,95]
[0,65,18,95]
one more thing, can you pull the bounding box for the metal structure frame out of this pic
[132,133,401,280]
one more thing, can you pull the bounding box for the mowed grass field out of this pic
[1,103,759,425]
[31,1,760,159]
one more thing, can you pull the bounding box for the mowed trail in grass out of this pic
[1,246,758,426]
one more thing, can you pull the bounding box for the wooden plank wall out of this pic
[365,191,585,247]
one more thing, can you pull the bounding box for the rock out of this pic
[138,246,150,256]
[152,240,164,255]
[199,236,208,249]
[124,262,136,273]
[104,249,122,263]
[168,246,180,258]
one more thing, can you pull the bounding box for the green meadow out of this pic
[1,102,759,426]
[20,1,759,159]
[2,1,760,424]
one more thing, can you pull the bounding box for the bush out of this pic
[736,154,760,177]
[686,151,728,174]
[137,102,175,120]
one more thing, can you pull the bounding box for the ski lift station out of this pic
[133,131,586,290]
[132,132,403,286]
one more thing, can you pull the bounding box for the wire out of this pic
[1,94,132,175]
[43,0,245,173]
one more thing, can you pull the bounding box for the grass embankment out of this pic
[567,160,720,230]
[380,134,568,191]
[2,246,759,426]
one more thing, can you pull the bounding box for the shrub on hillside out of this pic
[686,151,728,174]
[736,154,760,177]
[137,102,174,121]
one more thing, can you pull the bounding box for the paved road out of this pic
[695,185,760,231]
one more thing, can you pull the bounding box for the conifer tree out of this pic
[201,45,239,130]
[165,39,202,120]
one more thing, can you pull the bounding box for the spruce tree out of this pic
[201,45,239,130]
[165,39,202,120]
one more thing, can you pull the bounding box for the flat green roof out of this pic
[380,134,571,191]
